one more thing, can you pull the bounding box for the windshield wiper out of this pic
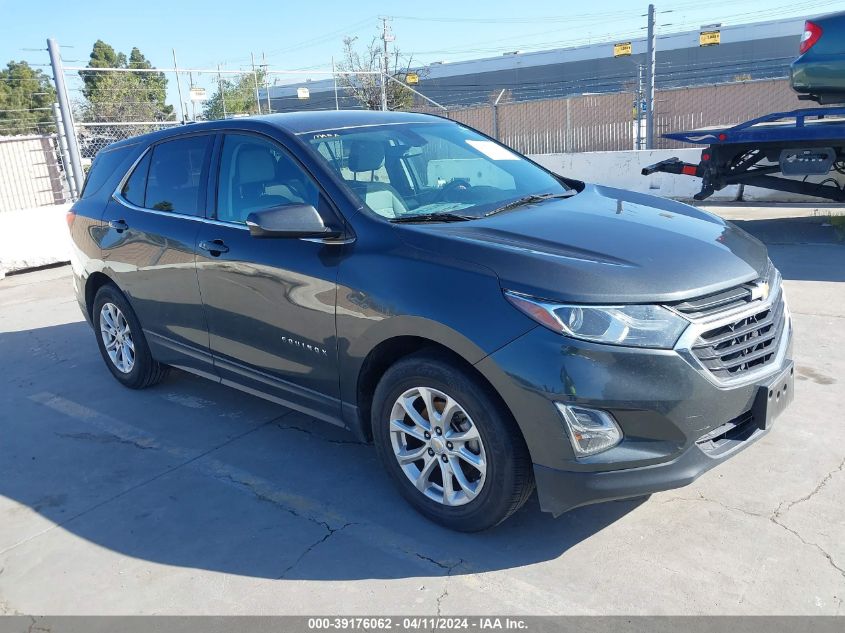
[485,190,577,217]
[390,212,477,223]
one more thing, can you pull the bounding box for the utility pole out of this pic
[217,64,227,119]
[51,102,77,200]
[380,16,393,111]
[47,38,84,196]
[189,72,196,121]
[645,3,657,149]
[332,56,340,110]
[250,52,261,113]
[263,51,271,114]
[172,49,186,123]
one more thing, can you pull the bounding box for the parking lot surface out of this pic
[0,207,843,615]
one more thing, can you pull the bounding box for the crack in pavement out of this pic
[770,514,845,577]
[414,554,467,616]
[276,522,357,580]
[54,431,157,450]
[0,405,292,558]
[211,466,345,531]
[274,421,363,446]
[773,457,845,520]
[27,616,51,633]
[664,488,845,580]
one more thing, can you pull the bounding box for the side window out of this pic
[81,144,135,199]
[121,151,151,207]
[217,133,319,225]
[143,135,211,215]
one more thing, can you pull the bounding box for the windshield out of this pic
[299,121,570,220]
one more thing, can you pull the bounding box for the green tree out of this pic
[336,36,415,111]
[202,70,263,120]
[0,61,56,136]
[78,41,173,122]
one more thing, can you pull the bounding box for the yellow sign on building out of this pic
[406,72,419,85]
[700,30,721,46]
[613,42,632,57]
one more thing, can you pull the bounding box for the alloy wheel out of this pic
[389,386,487,506]
[99,302,135,374]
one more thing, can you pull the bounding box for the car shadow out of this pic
[729,216,845,282]
[0,321,645,582]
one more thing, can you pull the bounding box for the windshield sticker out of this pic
[465,140,519,161]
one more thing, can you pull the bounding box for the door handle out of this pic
[199,239,230,256]
[109,219,129,232]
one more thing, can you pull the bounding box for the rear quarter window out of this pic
[80,144,140,199]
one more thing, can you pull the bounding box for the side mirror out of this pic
[245,204,341,239]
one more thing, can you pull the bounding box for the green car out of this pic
[791,11,845,104]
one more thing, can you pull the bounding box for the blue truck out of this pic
[644,12,845,202]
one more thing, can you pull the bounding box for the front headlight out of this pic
[504,290,688,349]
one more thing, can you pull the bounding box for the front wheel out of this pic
[372,353,534,531]
[92,284,169,389]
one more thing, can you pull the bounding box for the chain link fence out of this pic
[0,36,810,213]
[0,134,70,212]
[437,92,638,155]
[654,79,803,150]
[419,78,803,156]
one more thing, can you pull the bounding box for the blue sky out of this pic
[2,0,842,111]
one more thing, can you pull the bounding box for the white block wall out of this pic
[528,149,845,203]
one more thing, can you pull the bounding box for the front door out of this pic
[101,133,214,375]
[195,132,343,423]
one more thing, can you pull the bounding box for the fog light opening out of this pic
[555,404,623,458]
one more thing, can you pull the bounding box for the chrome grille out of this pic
[672,264,776,320]
[691,290,786,379]
[670,262,788,381]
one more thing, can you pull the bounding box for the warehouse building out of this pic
[263,16,804,112]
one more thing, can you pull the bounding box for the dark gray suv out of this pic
[68,110,794,531]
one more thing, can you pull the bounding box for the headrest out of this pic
[347,140,385,173]
[237,146,275,184]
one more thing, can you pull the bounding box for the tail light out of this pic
[799,20,822,54]
[66,209,76,230]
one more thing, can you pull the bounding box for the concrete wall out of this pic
[0,203,72,277]
[528,149,845,203]
[0,135,68,213]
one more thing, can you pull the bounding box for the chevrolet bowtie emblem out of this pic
[750,281,770,301]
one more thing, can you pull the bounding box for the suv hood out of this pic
[397,184,768,304]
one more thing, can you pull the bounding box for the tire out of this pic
[372,352,534,531]
[92,284,169,389]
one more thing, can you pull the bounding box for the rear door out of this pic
[195,131,344,423]
[101,133,215,375]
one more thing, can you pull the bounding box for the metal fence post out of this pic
[47,38,85,196]
[645,4,657,149]
[491,89,506,140]
[51,102,77,200]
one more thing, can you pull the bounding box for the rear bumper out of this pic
[791,57,845,98]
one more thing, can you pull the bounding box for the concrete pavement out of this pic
[0,213,843,615]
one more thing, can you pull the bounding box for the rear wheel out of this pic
[92,284,168,389]
[372,353,534,531]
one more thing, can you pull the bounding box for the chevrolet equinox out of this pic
[68,111,794,531]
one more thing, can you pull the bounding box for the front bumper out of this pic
[534,361,793,515]
[475,305,794,517]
